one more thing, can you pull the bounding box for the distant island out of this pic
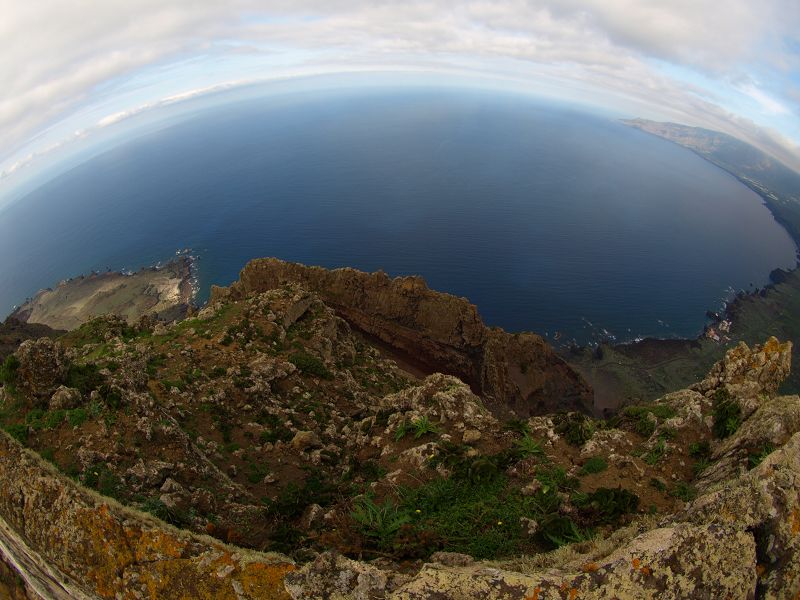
[10,256,195,331]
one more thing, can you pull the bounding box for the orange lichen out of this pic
[569,588,578,600]
[640,566,652,576]
[581,562,599,573]
[631,558,641,570]
[756,564,766,577]
[526,586,541,600]
[791,508,800,535]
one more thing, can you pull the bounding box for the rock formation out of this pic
[211,258,592,416]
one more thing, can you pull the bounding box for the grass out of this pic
[513,434,546,460]
[642,437,667,466]
[579,457,608,476]
[65,363,104,395]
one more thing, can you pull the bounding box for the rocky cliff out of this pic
[211,258,592,416]
[0,260,797,599]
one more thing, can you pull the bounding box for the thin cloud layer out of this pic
[1,0,798,178]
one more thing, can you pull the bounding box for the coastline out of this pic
[568,121,800,413]
[9,253,197,331]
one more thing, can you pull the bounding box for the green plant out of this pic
[288,351,332,379]
[537,513,591,549]
[573,487,639,523]
[579,456,608,475]
[65,363,104,395]
[553,412,596,446]
[669,482,697,501]
[503,419,531,435]
[642,437,667,466]
[688,440,711,459]
[712,389,741,439]
[649,477,667,492]
[83,463,123,499]
[139,497,191,527]
[623,404,677,437]
[395,416,440,441]
[4,423,27,444]
[68,408,88,428]
[535,465,579,493]
[693,457,711,476]
[351,496,412,549]
[0,355,20,384]
[513,434,547,460]
[748,442,776,469]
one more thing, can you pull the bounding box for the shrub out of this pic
[288,351,332,379]
[748,442,776,469]
[513,434,546,460]
[553,412,596,446]
[712,389,741,439]
[573,487,639,523]
[65,363,104,395]
[4,423,27,444]
[642,437,667,465]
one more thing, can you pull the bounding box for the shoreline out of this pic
[9,253,197,331]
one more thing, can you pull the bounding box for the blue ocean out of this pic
[0,86,796,345]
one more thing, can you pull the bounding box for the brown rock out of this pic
[211,258,592,416]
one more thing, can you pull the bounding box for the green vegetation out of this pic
[139,497,193,527]
[395,416,440,441]
[65,363,104,395]
[572,487,639,524]
[579,456,608,476]
[670,481,697,502]
[622,404,677,437]
[553,412,596,446]
[712,389,742,439]
[513,434,546,460]
[748,442,776,469]
[0,354,19,385]
[288,351,332,379]
[83,463,123,499]
[642,437,667,466]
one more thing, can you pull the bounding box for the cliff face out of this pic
[211,258,592,416]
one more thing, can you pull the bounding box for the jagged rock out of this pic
[462,429,482,444]
[697,394,800,487]
[14,338,68,399]
[284,552,389,600]
[692,337,792,398]
[48,385,82,410]
[291,430,322,450]
[380,374,497,431]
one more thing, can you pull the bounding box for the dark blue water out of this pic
[0,87,796,344]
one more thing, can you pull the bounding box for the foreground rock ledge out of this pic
[0,433,294,599]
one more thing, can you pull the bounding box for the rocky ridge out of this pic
[211,257,592,416]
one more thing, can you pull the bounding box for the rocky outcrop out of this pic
[0,431,295,599]
[14,338,69,400]
[211,258,592,416]
[284,338,799,599]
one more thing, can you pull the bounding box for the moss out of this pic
[553,412,596,446]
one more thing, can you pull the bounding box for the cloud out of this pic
[0,0,798,176]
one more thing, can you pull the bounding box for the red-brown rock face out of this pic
[211,258,592,416]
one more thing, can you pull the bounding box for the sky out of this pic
[1,0,799,188]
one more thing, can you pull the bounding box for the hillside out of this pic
[0,258,797,598]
